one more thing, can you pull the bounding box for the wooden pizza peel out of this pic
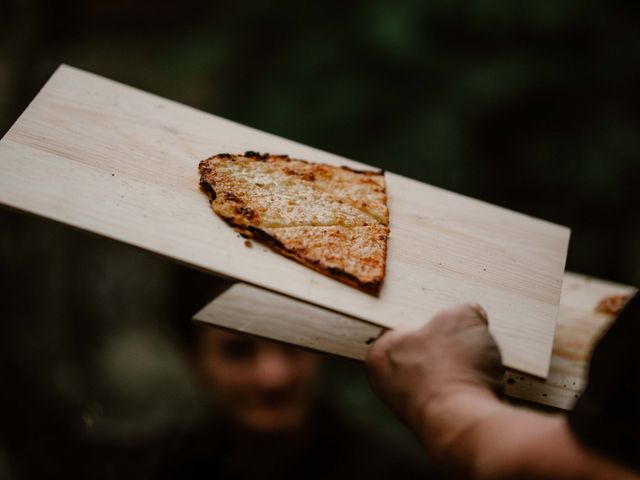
[0,65,570,377]
[193,272,636,410]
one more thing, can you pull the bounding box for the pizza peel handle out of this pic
[0,65,570,377]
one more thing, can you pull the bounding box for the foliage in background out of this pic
[1,0,639,476]
[3,0,639,281]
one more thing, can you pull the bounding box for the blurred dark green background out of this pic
[1,0,639,478]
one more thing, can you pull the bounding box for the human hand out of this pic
[366,303,504,429]
[367,305,639,480]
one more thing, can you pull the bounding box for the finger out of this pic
[365,328,400,367]
[468,303,489,325]
[374,327,390,341]
[429,303,489,331]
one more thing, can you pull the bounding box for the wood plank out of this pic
[194,284,381,360]
[0,65,570,377]
[504,272,637,408]
[194,272,636,409]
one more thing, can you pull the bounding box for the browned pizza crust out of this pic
[198,151,389,293]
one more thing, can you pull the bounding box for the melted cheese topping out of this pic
[199,154,389,291]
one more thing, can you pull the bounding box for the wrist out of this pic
[415,382,504,474]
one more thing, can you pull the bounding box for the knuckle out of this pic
[428,309,453,329]
[365,344,383,368]
[365,340,385,368]
[366,330,396,366]
[455,303,489,327]
[467,303,489,323]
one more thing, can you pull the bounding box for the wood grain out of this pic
[194,272,636,409]
[504,272,637,409]
[194,284,382,360]
[0,65,570,377]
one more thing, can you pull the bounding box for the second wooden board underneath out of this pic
[194,272,637,410]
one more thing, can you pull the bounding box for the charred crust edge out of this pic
[256,228,382,296]
[199,152,384,176]
[217,220,382,296]
[339,165,385,176]
[199,179,217,200]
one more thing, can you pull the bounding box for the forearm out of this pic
[415,386,639,480]
[366,305,639,479]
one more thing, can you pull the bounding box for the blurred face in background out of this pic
[194,328,321,433]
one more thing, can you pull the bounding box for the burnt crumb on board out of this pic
[244,239,252,248]
[595,294,629,315]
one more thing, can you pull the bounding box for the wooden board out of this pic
[0,65,570,377]
[504,272,637,409]
[194,283,382,360]
[194,272,636,409]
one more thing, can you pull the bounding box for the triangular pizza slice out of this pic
[199,152,389,293]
